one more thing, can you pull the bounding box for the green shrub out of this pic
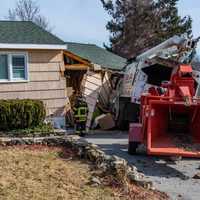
[0,99,46,130]
[8,123,54,137]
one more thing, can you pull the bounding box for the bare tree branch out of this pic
[8,9,17,20]
[6,0,52,31]
[34,15,52,32]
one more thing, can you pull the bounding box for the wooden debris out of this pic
[193,172,200,179]
[173,134,200,152]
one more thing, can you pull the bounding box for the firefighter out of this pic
[73,96,88,137]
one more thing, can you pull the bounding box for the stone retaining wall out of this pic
[0,135,153,189]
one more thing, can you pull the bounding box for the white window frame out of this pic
[0,52,29,83]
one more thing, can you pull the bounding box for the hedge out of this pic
[0,99,46,130]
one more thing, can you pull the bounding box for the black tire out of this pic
[80,132,86,137]
[116,99,140,130]
[128,142,139,155]
[117,102,129,130]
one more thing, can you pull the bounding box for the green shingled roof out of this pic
[0,21,65,45]
[66,42,127,70]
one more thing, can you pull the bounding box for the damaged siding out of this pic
[82,71,102,129]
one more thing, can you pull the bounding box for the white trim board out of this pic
[0,43,67,50]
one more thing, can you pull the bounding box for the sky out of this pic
[0,0,199,51]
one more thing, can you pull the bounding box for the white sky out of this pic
[0,0,199,51]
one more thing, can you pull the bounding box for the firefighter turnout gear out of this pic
[74,99,88,136]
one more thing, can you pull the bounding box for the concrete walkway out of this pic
[86,131,200,200]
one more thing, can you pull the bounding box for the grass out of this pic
[0,146,168,200]
[0,146,121,200]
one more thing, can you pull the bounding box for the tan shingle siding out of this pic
[0,49,66,117]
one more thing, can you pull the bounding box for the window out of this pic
[12,55,26,79]
[0,53,28,82]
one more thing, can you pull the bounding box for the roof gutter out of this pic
[0,43,67,50]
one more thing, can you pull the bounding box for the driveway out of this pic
[86,131,200,200]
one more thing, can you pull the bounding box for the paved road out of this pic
[86,131,200,200]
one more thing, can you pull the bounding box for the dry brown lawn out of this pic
[0,146,168,200]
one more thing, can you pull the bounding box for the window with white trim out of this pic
[0,53,28,81]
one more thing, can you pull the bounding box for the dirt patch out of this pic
[0,146,168,200]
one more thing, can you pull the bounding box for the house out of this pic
[63,42,126,97]
[63,42,127,128]
[0,21,67,128]
[65,42,126,71]
[0,21,127,129]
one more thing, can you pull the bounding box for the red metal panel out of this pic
[129,65,200,157]
[180,65,193,73]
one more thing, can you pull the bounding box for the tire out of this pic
[116,99,140,130]
[117,101,129,130]
[128,142,139,155]
[80,132,86,137]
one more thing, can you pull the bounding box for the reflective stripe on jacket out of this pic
[74,107,88,122]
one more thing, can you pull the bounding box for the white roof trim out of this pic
[0,43,67,50]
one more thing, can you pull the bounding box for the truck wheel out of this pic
[128,142,139,155]
[80,132,86,137]
[117,102,129,130]
[116,99,140,130]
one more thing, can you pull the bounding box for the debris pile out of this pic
[65,69,121,131]
[174,134,200,152]
[193,172,200,179]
